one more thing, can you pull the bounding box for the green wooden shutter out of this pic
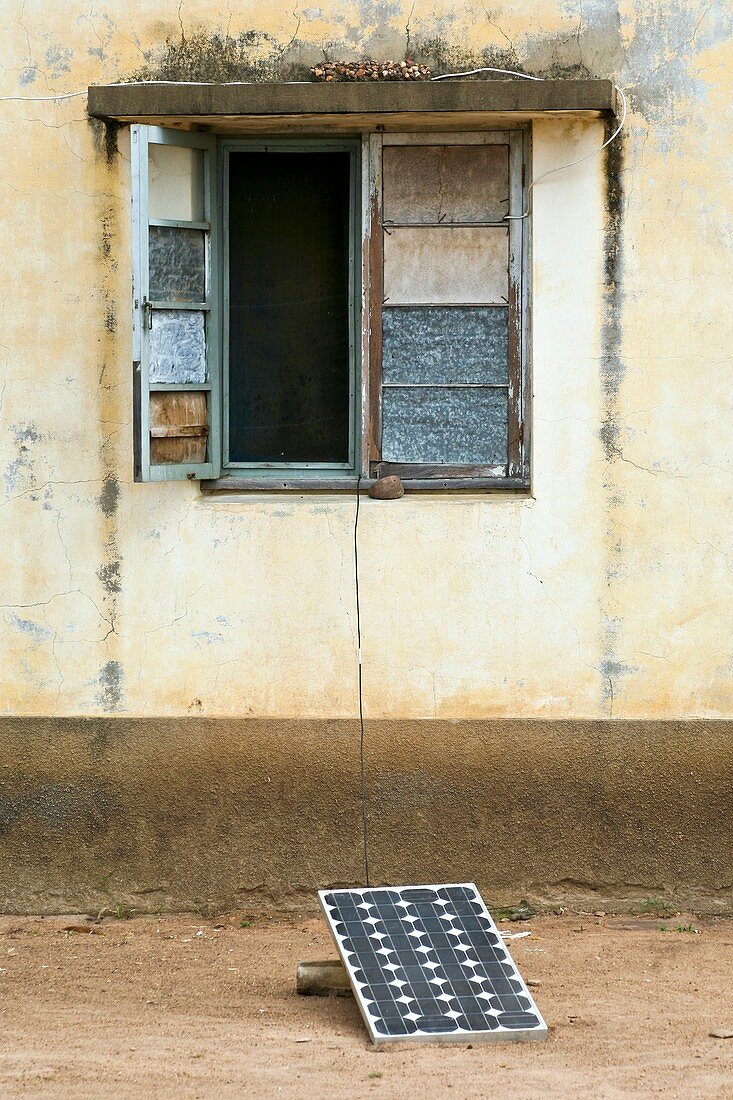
[131,126,221,481]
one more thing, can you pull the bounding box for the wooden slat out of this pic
[506,130,525,477]
[376,462,507,479]
[368,132,383,464]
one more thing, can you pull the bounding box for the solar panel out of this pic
[319,883,547,1044]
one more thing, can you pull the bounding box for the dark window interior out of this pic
[227,150,352,464]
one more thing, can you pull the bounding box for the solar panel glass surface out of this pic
[319,883,547,1044]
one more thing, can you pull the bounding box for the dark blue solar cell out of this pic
[438,962,472,980]
[398,963,429,980]
[376,918,409,933]
[442,979,482,997]
[444,996,488,1017]
[401,888,439,902]
[475,961,515,979]
[357,965,389,984]
[349,946,378,963]
[497,995,532,1012]
[458,928,492,943]
[454,1013,499,1031]
[405,980,442,998]
[423,932,455,947]
[337,911,370,925]
[374,1018,418,1035]
[414,1016,459,1033]
[381,935,416,953]
[371,1003,407,1018]
[490,978,523,995]
[445,900,484,915]
[362,981,398,1001]
[458,915,494,931]
[437,886,471,900]
[363,889,401,904]
[496,1012,541,1029]
[468,943,503,960]
[342,936,375,953]
[415,916,450,932]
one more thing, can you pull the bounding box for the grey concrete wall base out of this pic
[0,718,731,915]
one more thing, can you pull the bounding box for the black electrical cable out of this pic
[354,475,370,887]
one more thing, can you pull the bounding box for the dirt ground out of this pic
[0,909,732,1099]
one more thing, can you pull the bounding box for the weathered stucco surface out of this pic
[1,717,731,915]
[1,0,730,722]
[0,1,732,912]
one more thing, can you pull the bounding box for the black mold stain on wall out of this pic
[88,117,122,164]
[599,118,627,714]
[98,475,120,519]
[93,148,125,710]
[132,28,313,83]
[97,660,124,711]
[128,26,592,85]
[0,780,115,836]
[97,560,122,596]
[599,121,625,462]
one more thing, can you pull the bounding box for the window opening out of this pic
[223,140,361,473]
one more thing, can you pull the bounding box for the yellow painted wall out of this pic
[1,1,730,721]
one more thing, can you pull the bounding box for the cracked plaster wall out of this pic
[0,0,731,722]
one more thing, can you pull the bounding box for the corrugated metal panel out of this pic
[383,306,509,384]
[382,387,507,464]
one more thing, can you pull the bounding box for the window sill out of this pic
[201,476,531,494]
[88,80,619,124]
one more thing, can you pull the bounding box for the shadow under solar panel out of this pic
[318,883,548,1044]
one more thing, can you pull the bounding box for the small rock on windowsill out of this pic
[369,476,404,500]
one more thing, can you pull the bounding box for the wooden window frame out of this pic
[131,123,530,492]
[366,127,531,490]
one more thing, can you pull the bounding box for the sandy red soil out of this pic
[0,910,731,1098]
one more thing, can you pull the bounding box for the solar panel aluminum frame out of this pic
[318,882,548,1045]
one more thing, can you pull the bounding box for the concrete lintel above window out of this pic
[88,79,618,128]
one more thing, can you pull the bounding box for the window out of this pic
[131,126,529,488]
[223,139,361,479]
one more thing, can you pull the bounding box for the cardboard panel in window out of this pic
[383,227,508,305]
[148,144,205,222]
[383,145,509,224]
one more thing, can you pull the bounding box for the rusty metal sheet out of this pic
[383,306,508,384]
[383,144,509,224]
[383,227,508,305]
